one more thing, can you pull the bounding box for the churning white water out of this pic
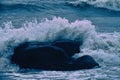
[0,17,120,80]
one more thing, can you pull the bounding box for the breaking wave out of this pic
[0,17,120,72]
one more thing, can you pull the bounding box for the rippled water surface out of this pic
[0,0,120,80]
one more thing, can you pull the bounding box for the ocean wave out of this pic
[0,17,120,71]
[0,2,55,12]
[69,0,120,11]
[0,0,67,12]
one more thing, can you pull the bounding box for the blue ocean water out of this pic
[0,0,120,80]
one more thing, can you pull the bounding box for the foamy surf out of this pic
[0,17,120,72]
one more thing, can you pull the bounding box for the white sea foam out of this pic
[69,0,120,11]
[0,17,120,71]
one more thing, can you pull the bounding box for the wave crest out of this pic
[69,0,120,11]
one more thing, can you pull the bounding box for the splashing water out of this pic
[0,17,120,72]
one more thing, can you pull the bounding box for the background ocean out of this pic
[0,0,120,80]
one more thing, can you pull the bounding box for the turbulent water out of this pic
[0,0,120,80]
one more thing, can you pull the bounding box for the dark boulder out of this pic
[11,40,99,71]
[70,55,99,70]
[13,39,81,60]
[11,45,69,70]
[52,40,81,58]
[11,41,51,64]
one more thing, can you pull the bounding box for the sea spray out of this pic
[0,17,120,72]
